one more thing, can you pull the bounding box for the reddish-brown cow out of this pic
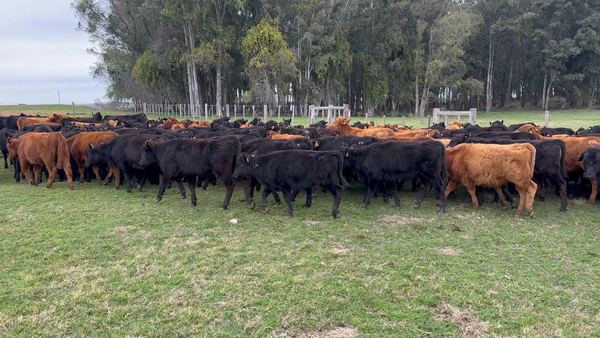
[67,131,120,185]
[6,132,74,190]
[327,117,395,138]
[517,125,600,204]
[445,143,537,217]
[17,114,65,130]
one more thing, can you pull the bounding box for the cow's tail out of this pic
[440,148,449,184]
[231,136,241,175]
[56,133,70,170]
[337,152,350,189]
[527,144,536,178]
[557,140,569,180]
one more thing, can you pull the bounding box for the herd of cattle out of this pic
[1,112,600,218]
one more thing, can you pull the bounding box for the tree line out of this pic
[73,0,600,117]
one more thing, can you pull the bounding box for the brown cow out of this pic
[392,129,440,138]
[267,130,304,139]
[517,125,600,204]
[159,117,179,128]
[327,117,394,138]
[380,136,434,142]
[17,114,66,130]
[445,143,537,217]
[6,132,74,190]
[67,131,120,185]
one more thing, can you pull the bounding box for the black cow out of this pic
[539,127,575,136]
[139,136,245,209]
[440,129,468,139]
[232,150,349,218]
[508,122,536,131]
[314,135,381,151]
[473,131,536,140]
[449,135,568,212]
[578,146,600,197]
[3,114,39,130]
[21,124,61,132]
[486,120,508,131]
[240,138,314,204]
[103,113,147,124]
[343,140,447,212]
[85,134,166,192]
[0,128,17,169]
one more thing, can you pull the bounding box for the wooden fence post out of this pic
[205,103,208,121]
[382,115,386,125]
[264,104,268,121]
[402,116,405,127]
[234,105,237,120]
[291,105,295,125]
[252,105,256,118]
[432,108,440,124]
[72,102,75,114]
[226,104,230,118]
[243,105,246,119]
[470,108,477,124]
[277,105,281,122]
[427,115,431,127]
[545,110,549,127]
[309,105,315,124]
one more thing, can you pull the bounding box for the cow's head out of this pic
[579,148,600,179]
[139,140,157,167]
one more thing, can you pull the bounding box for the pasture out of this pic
[1,109,600,337]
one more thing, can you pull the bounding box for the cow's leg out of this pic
[588,178,597,205]
[434,182,446,213]
[186,175,197,206]
[388,182,401,209]
[330,187,343,218]
[415,182,433,208]
[2,150,8,169]
[176,179,186,199]
[220,179,236,210]
[444,180,460,198]
[537,176,547,202]
[110,166,121,189]
[282,189,295,217]
[91,165,102,185]
[156,175,170,202]
[502,185,515,207]
[549,175,568,213]
[45,165,58,189]
[137,169,150,191]
[525,180,537,217]
[362,180,377,209]
[32,165,42,186]
[261,189,271,212]
[494,186,507,209]
[304,189,313,208]
[463,182,479,210]
[236,178,254,207]
[514,185,526,217]
[13,159,20,182]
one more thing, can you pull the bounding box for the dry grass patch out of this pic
[331,245,349,255]
[433,304,489,338]
[379,215,423,226]
[268,325,359,338]
[437,246,463,256]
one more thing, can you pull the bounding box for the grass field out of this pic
[1,108,600,337]
[0,104,107,116]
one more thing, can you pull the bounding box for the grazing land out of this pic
[0,104,108,115]
[0,108,599,337]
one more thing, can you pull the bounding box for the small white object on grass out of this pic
[230,218,238,224]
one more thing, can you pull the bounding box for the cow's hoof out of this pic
[69,184,74,191]
[156,198,161,203]
[262,205,269,212]
[249,201,255,208]
[220,206,228,211]
[514,213,522,218]
[394,206,400,210]
[137,186,143,192]
[181,195,186,199]
[528,211,535,218]
[501,206,508,211]
[287,213,293,218]
[332,211,340,219]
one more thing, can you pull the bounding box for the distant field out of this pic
[0,104,112,116]
[1,106,600,336]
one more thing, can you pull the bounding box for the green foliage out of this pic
[132,50,160,87]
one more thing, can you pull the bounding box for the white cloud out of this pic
[0,0,107,105]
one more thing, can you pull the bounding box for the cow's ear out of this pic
[145,141,154,149]
[501,120,504,124]
[489,121,492,125]
[244,154,250,163]
[6,136,12,145]
[89,143,95,150]
[578,153,585,162]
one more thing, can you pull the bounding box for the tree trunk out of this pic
[415,71,420,117]
[486,30,494,113]
[184,19,200,116]
[505,54,515,108]
[544,75,554,111]
[542,73,548,111]
[216,47,223,117]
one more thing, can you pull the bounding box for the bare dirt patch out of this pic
[433,304,489,338]
[379,215,423,226]
[437,246,463,256]
[304,221,323,226]
[113,226,135,236]
[331,245,349,255]
[268,326,359,338]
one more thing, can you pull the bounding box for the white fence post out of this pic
[545,110,549,127]
[432,108,440,124]
[470,108,477,124]
[264,104,268,121]
[204,103,208,121]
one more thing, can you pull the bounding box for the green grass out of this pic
[0,104,110,115]
[1,109,600,337]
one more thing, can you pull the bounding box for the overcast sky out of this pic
[0,0,107,105]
